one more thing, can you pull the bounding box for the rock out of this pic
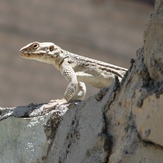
[0,105,68,163]
[0,83,117,163]
[0,116,48,163]
[144,0,163,82]
[46,85,116,163]
[135,94,163,147]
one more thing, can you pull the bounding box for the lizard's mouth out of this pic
[19,51,31,58]
[19,51,50,61]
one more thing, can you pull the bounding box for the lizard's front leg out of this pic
[46,66,79,108]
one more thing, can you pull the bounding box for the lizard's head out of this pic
[19,42,61,63]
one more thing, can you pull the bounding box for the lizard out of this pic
[19,41,127,105]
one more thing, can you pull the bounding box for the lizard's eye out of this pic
[33,43,39,49]
[49,45,55,52]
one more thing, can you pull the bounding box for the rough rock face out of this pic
[144,0,163,82]
[0,0,163,163]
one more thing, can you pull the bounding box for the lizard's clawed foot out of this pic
[43,98,67,111]
[49,98,67,104]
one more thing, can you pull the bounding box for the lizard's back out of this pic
[64,51,127,88]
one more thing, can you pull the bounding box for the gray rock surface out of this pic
[0,117,47,163]
[0,105,68,163]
